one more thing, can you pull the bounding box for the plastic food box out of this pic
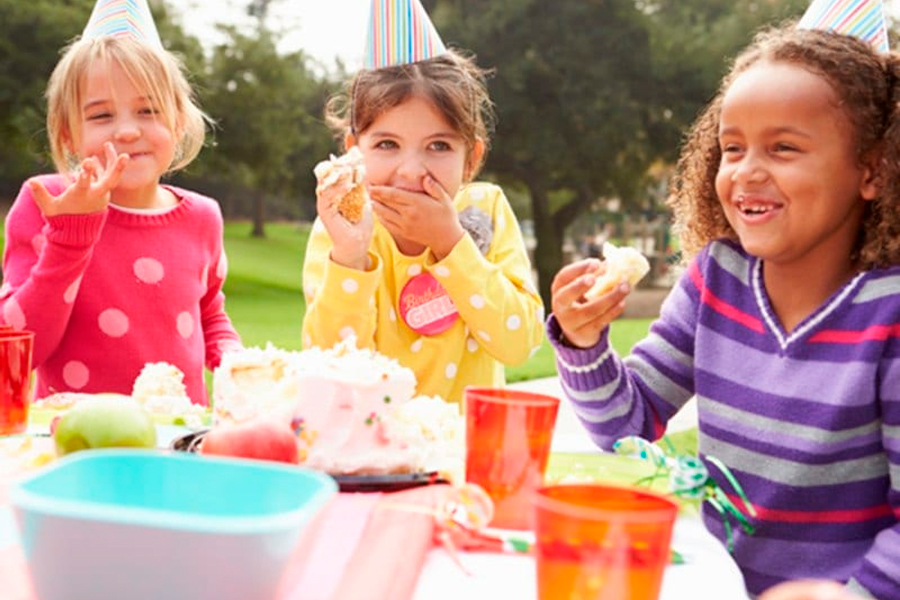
[9,450,336,600]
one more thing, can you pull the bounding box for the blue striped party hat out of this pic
[363,0,447,69]
[798,0,889,52]
[82,0,163,49]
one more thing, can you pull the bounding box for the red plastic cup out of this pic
[0,330,35,435]
[464,387,559,530]
[533,483,678,600]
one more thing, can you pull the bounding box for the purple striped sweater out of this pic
[548,240,900,598]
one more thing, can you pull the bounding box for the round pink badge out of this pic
[399,272,459,336]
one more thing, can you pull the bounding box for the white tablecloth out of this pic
[413,516,749,600]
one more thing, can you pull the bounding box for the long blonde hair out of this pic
[46,35,208,175]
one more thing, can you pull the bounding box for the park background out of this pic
[2,0,897,382]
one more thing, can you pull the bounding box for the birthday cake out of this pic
[212,339,463,476]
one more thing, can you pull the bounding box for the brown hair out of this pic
[324,48,495,179]
[668,23,900,269]
[46,35,208,175]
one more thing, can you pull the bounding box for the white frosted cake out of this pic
[33,362,206,428]
[212,339,463,475]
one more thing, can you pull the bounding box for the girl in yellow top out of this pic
[302,49,543,404]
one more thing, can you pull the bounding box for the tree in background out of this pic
[187,24,334,236]
[0,0,94,197]
[432,0,806,305]
[0,0,335,234]
[0,0,207,195]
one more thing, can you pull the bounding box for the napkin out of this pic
[279,485,453,600]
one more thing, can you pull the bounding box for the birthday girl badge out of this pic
[399,272,459,336]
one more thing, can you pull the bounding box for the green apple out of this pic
[53,396,157,456]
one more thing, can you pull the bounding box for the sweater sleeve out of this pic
[548,253,702,450]
[200,243,242,370]
[434,185,544,365]
[301,219,380,350]
[847,335,900,599]
[0,177,107,367]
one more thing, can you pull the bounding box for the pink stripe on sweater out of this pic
[727,493,894,523]
[689,263,765,333]
[809,323,900,343]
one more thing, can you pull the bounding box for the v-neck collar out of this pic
[750,257,866,351]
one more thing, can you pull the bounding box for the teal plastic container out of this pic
[10,450,336,600]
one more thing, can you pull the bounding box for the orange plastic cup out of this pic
[465,387,559,530]
[533,484,678,600]
[0,330,35,435]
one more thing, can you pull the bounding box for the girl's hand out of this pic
[369,175,465,260]
[316,174,373,271]
[551,258,631,349]
[29,142,128,217]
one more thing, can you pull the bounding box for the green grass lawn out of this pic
[222,221,653,382]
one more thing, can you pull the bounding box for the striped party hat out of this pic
[798,0,889,52]
[363,0,447,69]
[82,0,163,49]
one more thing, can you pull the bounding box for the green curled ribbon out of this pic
[613,435,757,552]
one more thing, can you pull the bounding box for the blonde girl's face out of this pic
[352,95,475,198]
[73,59,177,197]
[714,60,877,270]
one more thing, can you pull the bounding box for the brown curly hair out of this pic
[324,48,496,180]
[668,23,900,269]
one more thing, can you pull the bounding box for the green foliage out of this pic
[182,23,337,229]
[0,0,811,312]
[0,0,94,193]
[641,0,809,160]
[431,0,808,306]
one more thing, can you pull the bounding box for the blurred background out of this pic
[1,0,896,378]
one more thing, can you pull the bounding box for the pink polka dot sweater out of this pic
[302,182,544,404]
[1,174,241,405]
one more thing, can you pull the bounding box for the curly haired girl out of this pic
[548,23,900,599]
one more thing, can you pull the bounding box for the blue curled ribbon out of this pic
[612,435,757,552]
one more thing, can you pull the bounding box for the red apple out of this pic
[199,417,300,464]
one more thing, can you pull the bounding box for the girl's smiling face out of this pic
[714,60,878,271]
[351,94,479,198]
[74,58,177,201]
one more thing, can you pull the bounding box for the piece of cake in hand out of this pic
[584,242,651,300]
[313,146,367,223]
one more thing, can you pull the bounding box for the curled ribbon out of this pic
[378,483,531,575]
[613,435,757,552]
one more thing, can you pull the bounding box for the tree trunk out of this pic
[251,193,266,238]
[528,185,564,309]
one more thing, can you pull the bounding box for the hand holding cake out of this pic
[314,147,368,224]
[584,242,651,300]
[550,242,649,349]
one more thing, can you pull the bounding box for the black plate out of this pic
[170,430,447,493]
[332,471,448,493]
[170,428,209,453]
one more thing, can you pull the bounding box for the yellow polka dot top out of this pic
[302,182,544,404]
